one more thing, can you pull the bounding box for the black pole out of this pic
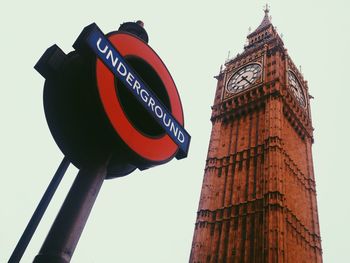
[33,158,109,263]
[8,157,70,263]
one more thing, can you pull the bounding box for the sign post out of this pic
[8,157,70,263]
[33,158,108,263]
[29,21,190,262]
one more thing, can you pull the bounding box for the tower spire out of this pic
[247,4,273,41]
[264,3,270,14]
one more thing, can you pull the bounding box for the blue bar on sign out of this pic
[86,26,190,158]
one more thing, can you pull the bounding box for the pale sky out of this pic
[1,0,349,262]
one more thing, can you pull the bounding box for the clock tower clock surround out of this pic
[190,7,322,263]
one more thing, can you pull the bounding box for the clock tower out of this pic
[190,6,322,263]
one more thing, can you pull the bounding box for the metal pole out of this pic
[33,158,108,263]
[8,157,70,263]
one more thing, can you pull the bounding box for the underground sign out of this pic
[35,22,190,178]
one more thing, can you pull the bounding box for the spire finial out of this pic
[264,3,270,14]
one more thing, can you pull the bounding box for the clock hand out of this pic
[237,78,244,84]
[241,75,252,84]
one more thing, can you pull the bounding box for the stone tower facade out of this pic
[190,7,322,263]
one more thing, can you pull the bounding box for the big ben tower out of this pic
[190,6,322,263]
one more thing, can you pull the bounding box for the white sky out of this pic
[1,0,349,262]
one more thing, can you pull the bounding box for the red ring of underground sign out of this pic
[96,33,184,163]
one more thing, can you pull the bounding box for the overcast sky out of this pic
[1,0,349,262]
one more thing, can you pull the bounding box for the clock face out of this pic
[287,71,306,108]
[226,63,262,93]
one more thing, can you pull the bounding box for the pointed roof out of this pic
[248,4,272,38]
